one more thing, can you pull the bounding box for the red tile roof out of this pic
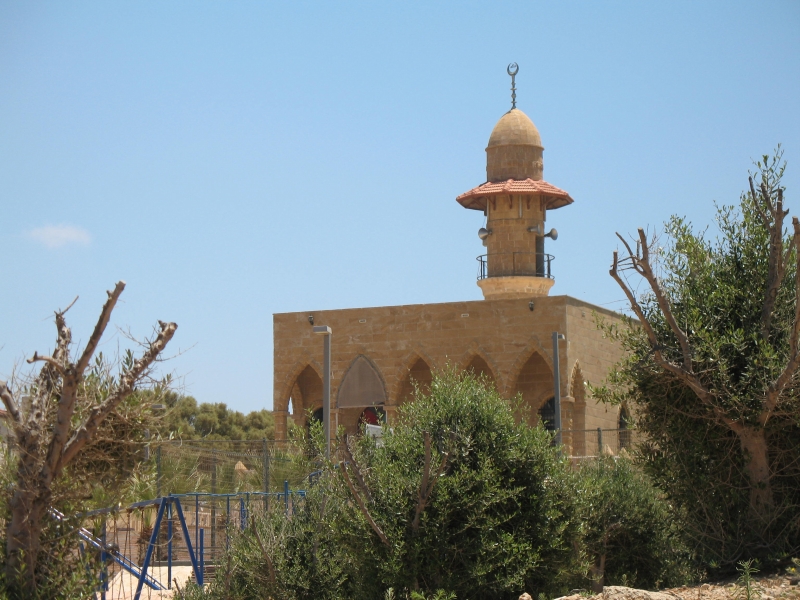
[456,179,574,211]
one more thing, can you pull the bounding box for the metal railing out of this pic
[562,428,638,459]
[150,439,313,498]
[477,252,554,280]
[81,488,310,599]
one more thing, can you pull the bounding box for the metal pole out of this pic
[552,332,566,447]
[195,495,199,553]
[262,438,269,494]
[211,452,217,553]
[156,445,162,498]
[323,332,331,459]
[101,520,107,600]
[313,326,333,459]
[167,518,172,590]
[199,528,204,587]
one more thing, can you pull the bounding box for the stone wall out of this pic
[272,295,627,448]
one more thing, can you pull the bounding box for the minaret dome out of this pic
[486,108,544,182]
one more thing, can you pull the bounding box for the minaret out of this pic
[457,64,573,300]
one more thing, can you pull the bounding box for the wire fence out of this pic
[562,428,639,459]
[79,490,309,598]
[149,439,314,498]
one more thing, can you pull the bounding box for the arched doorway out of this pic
[570,364,587,456]
[513,351,552,426]
[538,397,556,431]
[398,358,433,406]
[288,365,323,429]
[337,355,387,434]
[465,355,495,388]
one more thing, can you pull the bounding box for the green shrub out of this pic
[576,456,697,590]
[204,369,584,600]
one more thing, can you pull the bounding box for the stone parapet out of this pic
[478,275,554,299]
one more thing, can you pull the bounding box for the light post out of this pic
[552,331,566,447]
[312,325,332,459]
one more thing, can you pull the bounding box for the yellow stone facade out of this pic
[272,78,628,454]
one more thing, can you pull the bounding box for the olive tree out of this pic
[598,150,800,564]
[0,281,177,595]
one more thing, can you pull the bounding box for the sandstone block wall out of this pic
[272,295,627,452]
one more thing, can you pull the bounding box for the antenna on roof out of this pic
[507,63,519,110]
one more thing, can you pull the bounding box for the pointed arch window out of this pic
[337,356,387,408]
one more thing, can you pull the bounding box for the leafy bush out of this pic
[576,455,696,590]
[200,369,584,600]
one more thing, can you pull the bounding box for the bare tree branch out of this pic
[28,311,73,439]
[763,216,800,421]
[25,353,65,375]
[0,380,21,424]
[635,229,694,369]
[75,281,126,376]
[750,176,772,230]
[341,435,373,503]
[760,184,788,341]
[340,461,390,548]
[53,311,72,364]
[57,320,177,474]
[610,245,742,432]
[37,309,82,483]
[615,233,637,264]
[61,296,79,315]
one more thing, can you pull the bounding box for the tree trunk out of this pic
[590,553,606,593]
[6,488,47,593]
[5,434,49,594]
[737,426,774,518]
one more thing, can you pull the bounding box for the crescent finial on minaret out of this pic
[507,63,519,110]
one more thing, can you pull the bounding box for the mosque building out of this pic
[272,66,628,456]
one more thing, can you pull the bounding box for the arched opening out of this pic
[538,397,556,431]
[465,355,495,387]
[288,365,323,429]
[359,406,386,427]
[338,355,387,435]
[398,358,433,405]
[513,351,552,426]
[570,364,587,456]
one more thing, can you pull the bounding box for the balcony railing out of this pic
[477,252,554,280]
[561,428,639,459]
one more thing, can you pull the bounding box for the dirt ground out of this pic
[663,573,800,600]
[552,574,800,600]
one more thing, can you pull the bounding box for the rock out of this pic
[601,586,684,600]
[519,594,533,600]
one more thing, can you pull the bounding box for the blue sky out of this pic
[2,1,799,413]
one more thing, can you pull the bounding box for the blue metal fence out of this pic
[69,483,308,599]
